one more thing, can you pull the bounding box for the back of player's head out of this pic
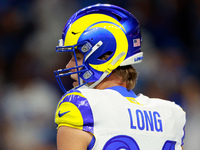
[54,4,143,92]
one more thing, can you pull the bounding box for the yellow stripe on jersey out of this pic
[126,97,142,105]
[55,102,83,130]
[55,91,86,130]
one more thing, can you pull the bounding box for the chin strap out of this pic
[85,41,103,61]
[89,52,126,88]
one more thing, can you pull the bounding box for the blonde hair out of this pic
[112,65,138,90]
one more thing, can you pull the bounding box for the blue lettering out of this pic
[134,56,143,62]
[128,109,136,129]
[144,110,154,131]
[136,109,145,130]
[153,111,163,132]
[128,109,163,132]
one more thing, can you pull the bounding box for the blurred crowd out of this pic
[0,0,199,149]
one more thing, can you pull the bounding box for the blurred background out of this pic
[0,0,199,149]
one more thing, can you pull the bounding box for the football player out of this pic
[54,4,186,150]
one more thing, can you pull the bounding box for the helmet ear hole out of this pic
[98,51,113,60]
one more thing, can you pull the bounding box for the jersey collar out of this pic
[106,86,137,98]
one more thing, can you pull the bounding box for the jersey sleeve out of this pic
[175,104,186,146]
[55,90,94,134]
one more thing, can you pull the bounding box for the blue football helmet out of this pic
[54,4,143,93]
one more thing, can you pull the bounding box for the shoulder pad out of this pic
[55,90,94,133]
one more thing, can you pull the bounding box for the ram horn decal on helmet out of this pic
[54,4,143,92]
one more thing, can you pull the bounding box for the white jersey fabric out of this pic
[55,86,186,150]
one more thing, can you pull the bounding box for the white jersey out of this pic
[55,86,186,150]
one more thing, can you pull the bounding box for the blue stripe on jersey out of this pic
[181,123,186,146]
[106,86,137,98]
[88,136,95,150]
[57,89,94,134]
